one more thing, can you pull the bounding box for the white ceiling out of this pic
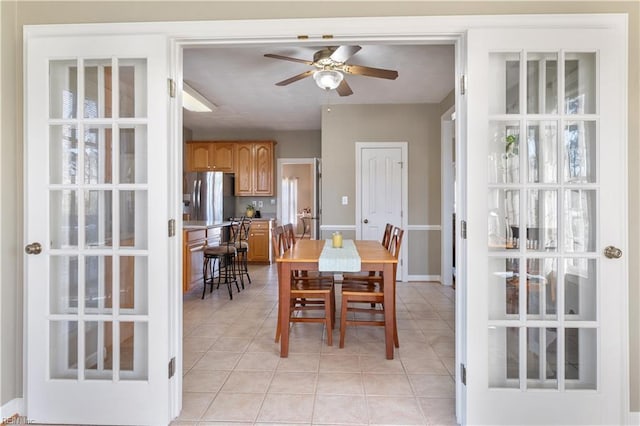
[182,43,455,132]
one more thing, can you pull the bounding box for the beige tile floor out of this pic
[175,264,457,426]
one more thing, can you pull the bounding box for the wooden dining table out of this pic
[276,239,398,359]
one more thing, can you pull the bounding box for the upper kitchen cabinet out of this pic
[185,141,234,172]
[235,141,275,196]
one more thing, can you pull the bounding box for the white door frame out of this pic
[276,158,318,239]
[355,142,408,282]
[24,13,629,425]
[441,105,456,287]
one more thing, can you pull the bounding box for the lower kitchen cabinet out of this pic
[247,219,273,263]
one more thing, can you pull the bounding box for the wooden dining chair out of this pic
[339,226,404,348]
[273,226,336,346]
[342,222,394,283]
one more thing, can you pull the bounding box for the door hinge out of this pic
[168,78,176,98]
[168,219,176,237]
[461,363,467,385]
[461,220,467,239]
[460,75,467,95]
[168,357,176,378]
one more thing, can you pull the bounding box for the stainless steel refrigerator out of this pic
[184,172,235,222]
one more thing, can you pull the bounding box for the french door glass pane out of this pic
[84,320,112,380]
[527,53,558,114]
[85,256,112,312]
[527,327,558,389]
[563,189,596,252]
[119,191,148,249]
[50,125,78,184]
[50,320,78,379]
[527,121,558,184]
[563,121,596,184]
[119,60,147,118]
[50,190,78,249]
[84,60,112,119]
[526,189,558,252]
[489,326,519,388]
[565,328,597,389]
[488,188,520,250]
[565,53,596,114]
[119,256,148,315]
[119,322,148,380]
[489,257,519,319]
[564,258,597,321]
[85,190,113,248]
[49,60,77,119]
[50,256,78,314]
[526,258,557,319]
[119,126,148,184]
[488,121,520,184]
[84,126,113,184]
[490,53,520,114]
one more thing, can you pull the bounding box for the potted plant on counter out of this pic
[245,204,255,218]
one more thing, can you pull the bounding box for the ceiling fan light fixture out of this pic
[313,69,343,90]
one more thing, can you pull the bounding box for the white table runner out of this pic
[318,239,361,272]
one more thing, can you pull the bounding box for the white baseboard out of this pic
[407,275,441,282]
[628,411,639,425]
[0,397,23,418]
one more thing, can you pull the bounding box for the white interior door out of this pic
[24,33,172,425]
[465,27,627,424]
[356,143,406,279]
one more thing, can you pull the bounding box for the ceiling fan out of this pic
[264,45,399,96]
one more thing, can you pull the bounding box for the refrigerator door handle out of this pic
[196,179,202,217]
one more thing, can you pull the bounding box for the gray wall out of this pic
[1,0,638,414]
[321,103,442,276]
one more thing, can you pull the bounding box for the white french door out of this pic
[465,27,627,424]
[24,33,172,424]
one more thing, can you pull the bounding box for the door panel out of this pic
[25,34,171,425]
[466,28,626,424]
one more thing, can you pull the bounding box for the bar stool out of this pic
[202,223,240,300]
[232,217,251,287]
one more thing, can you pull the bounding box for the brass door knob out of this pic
[25,242,42,255]
[603,245,622,259]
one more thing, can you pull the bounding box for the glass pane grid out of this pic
[488,49,599,392]
[48,56,150,382]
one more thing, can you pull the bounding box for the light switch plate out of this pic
[258,201,263,208]
[341,196,348,205]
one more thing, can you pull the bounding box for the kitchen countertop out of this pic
[183,221,232,230]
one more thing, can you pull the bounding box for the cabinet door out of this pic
[248,222,270,262]
[235,143,254,195]
[254,142,274,195]
[186,143,213,171]
[211,143,234,172]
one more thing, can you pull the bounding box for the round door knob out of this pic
[25,242,42,255]
[363,219,369,224]
[603,245,622,259]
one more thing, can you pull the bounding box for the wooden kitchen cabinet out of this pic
[185,141,234,172]
[247,219,273,263]
[234,141,275,196]
[182,229,206,292]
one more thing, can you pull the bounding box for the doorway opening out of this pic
[276,158,320,239]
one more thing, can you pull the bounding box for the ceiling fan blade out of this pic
[275,70,314,86]
[264,53,313,65]
[329,45,362,63]
[344,64,399,80]
[336,78,353,97]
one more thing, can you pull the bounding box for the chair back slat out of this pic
[381,223,394,249]
[238,217,251,242]
[388,227,404,259]
[283,223,296,246]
